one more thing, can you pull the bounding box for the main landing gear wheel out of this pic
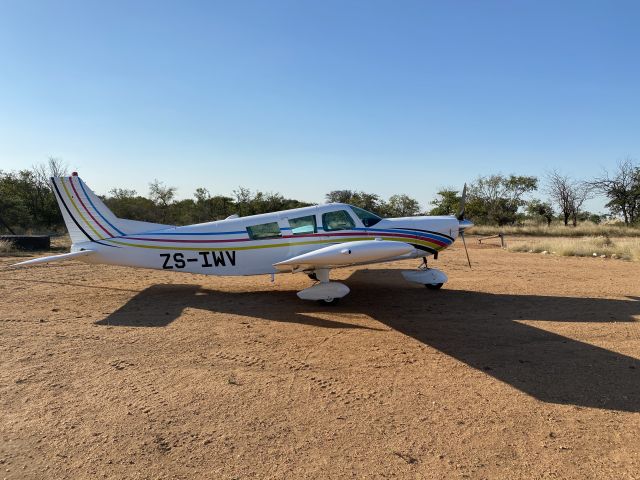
[307,272,318,281]
[317,298,340,306]
[425,283,444,290]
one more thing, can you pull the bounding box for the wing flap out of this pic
[11,250,95,267]
[274,240,414,271]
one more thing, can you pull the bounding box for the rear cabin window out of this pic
[246,222,282,240]
[322,210,356,231]
[289,215,317,235]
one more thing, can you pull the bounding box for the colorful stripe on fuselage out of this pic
[100,229,452,254]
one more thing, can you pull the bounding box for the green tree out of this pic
[325,190,384,215]
[589,158,640,225]
[148,179,177,223]
[526,199,554,226]
[383,194,421,217]
[0,158,67,233]
[104,188,158,222]
[468,174,538,225]
[429,188,461,216]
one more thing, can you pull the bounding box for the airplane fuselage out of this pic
[76,203,460,276]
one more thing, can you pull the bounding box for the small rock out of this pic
[541,251,548,255]
[600,254,606,258]
[611,254,619,259]
[592,252,598,257]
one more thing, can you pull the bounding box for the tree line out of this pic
[1,157,639,234]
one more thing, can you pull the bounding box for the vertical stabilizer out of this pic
[51,175,171,244]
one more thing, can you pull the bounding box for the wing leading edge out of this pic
[273,239,414,271]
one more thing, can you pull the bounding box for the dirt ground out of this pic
[1,239,639,479]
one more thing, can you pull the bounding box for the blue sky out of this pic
[1,1,638,212]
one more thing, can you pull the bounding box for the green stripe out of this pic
[61,178,105,240]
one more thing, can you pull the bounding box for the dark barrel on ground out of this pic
[0,235,51,251]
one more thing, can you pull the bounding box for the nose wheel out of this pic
[317,297,340,306]
[425,282,444,290]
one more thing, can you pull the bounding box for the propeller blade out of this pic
[457,183,467,221]
[460,231,472,269]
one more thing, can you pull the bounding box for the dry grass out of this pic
[51,234,71,251]
[508,236,640,261]
[0,239,14,256]
[469,222,640,238]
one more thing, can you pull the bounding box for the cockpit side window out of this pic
[322,210,356,231]
[350,206,382,227]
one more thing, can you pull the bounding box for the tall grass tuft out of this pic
[508,236,640,261]
[0,239,15,256]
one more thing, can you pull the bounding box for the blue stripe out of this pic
[359,227,453,244]
[132,230,248,236]
[78,178,125,236]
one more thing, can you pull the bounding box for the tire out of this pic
[425,283,444,290]
[307,273,318,281]
[317,298,340,306]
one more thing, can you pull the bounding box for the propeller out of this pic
[457,183,467,221]
[457,184,472,269]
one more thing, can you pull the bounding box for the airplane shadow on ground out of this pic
[98,269,640,412]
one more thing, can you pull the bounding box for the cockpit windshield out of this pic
[350,206,382,227]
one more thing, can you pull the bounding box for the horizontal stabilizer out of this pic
[274,240,414,271]
[11,250,94,267]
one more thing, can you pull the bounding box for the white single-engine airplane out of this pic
[14,174,473,304]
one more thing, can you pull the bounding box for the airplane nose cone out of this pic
[458,219,474,231]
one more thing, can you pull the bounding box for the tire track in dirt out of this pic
[211,347,381,406]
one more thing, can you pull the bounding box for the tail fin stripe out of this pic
[51,178,96,242]
[60,178,103,240]
[69,176,115,237]
[60,178,106,240]
[78,178,125,236]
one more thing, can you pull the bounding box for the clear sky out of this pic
[1,1,638,212]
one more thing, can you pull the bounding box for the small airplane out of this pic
[13,174,473,304]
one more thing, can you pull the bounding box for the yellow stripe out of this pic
[60,178,105,240]
[104,236,445,252]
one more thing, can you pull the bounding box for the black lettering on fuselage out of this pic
[161,250,236,270]
[225,251,236,266]
[199,251,212,267]
[212,251,226,267]
[173,253,185,269]
[160,253,172,269]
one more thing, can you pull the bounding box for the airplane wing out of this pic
[11,250,95,267]
[273,240,414,272]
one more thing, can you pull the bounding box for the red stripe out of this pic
[122,231,448,246]
[69,177,115,237]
